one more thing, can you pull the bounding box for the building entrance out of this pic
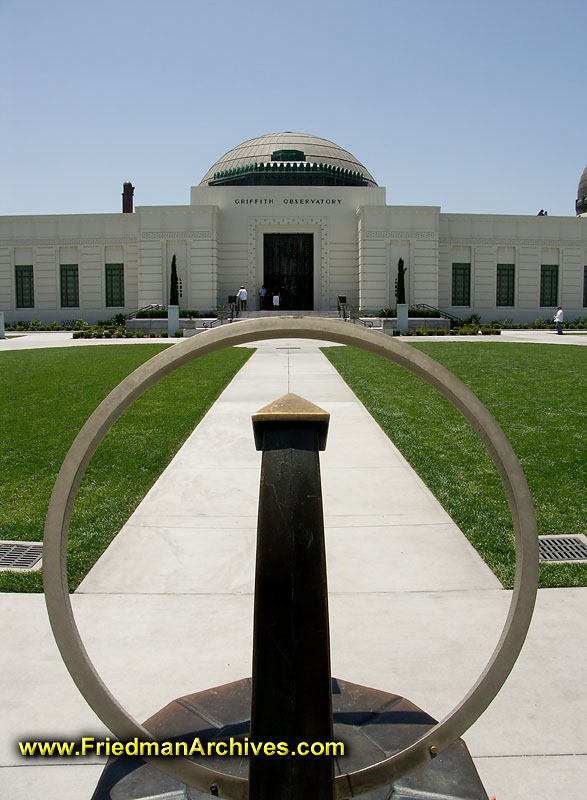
[263,234,313,310]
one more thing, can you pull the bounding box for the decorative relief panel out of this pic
[365,230,436,239]
[0,236,137,247]
[439,236,585,247]
[247,217,329,305]
[141,230,212,240]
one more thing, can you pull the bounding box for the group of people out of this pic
[237,285,282,311]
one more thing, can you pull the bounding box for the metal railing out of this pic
[411,303,464,325]
[337,299,373,327]
[123,303,164,321]
[203,302,238,328]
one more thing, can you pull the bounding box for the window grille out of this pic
[452,263,471,306]
[105,263,124,307]
[540,265,558,307]
[15,265,34,308]
[496,264,515,307]
[60,264,79,308]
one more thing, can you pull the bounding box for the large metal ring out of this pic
[43,317,539,799]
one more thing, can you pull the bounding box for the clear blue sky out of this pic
[2,0,586,217]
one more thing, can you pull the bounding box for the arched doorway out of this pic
[263,233,313,310]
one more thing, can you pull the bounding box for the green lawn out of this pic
[0,344,253,592]
[322,343,587,589]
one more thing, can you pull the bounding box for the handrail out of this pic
[338,302,373,327]
[203,303,237,328]
[412,303,464,325]
[123,303,164,321]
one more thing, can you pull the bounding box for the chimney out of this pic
[122,181,134,213]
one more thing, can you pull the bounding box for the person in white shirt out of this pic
[236,286,248,311]
[554,307,564,335]
[272,291,280,310]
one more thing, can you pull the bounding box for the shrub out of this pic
[73,319,88,330]
[174,329,184,338]
[378,307,441,318]
[149,331,158,338]
[160,330,169,337]
[136,309,167,319]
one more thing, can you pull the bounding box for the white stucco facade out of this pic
[2,133,586,324]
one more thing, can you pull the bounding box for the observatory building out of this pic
[1,132,587,323]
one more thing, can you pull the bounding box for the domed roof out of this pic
[200,132,377,186]
[576,166,587,215]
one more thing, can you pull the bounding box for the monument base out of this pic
[91,678,488,800]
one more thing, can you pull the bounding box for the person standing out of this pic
[272,290,280,310]
[259,284,267,310]
[236,285,248,311]
[554,306,564,335]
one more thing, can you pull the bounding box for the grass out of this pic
[0,344,253,592]
[322,343,587,589]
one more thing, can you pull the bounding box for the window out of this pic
[60,264,79,308]
[452,263,471,306]
[540,265,558,307]
[583,266,587,307]
[496,264,515,307]
[15,265,34,308]
[105,263,124,307]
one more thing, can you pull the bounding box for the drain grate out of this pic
[538,535,587,563]
[0,541,43,571]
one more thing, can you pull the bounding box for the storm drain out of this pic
[538,535,587,563]
[0,541,43,571]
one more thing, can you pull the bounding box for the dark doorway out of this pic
[264,233,313,310]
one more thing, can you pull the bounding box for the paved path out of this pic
[1,327,587,351]
[1,331,586,800]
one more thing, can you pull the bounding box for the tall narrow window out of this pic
[540,265,558,307]
[496,264,515,307]
[105,263,124,307]
[583,266,587,307]
[60,264,79,308]
[15,265,34,308]
[452,263,471,306]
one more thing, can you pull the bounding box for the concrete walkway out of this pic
[1,331,586,800]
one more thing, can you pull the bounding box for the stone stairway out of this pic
[238,309,342,319]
